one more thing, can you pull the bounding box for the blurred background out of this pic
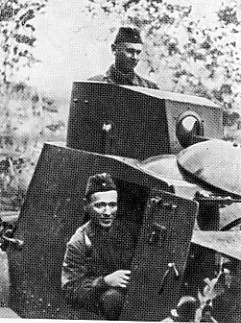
[0,0,241,212]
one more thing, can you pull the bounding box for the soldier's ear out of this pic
[83,197,88,211]
[111,43,117,54]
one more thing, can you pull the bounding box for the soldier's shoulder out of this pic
[143,77,159,89]
[68,221,91,245]
[88,74,107,82]
[136,73,159,89]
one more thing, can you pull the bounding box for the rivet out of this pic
[171,204,178,210]
[150,198,158,205]
[163,202,170,208]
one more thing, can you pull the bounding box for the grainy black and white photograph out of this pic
[0,1,241,322]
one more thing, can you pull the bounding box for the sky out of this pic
[23,0,239,98]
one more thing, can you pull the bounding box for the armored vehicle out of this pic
[1,82,241,321]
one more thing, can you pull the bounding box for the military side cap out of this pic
[114,27,143,44]
[85,173,117,198]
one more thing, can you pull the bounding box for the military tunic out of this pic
[89,64,159,89]
[62,219,135,315]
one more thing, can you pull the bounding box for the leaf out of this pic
[0,6,14,21]
[19,9,35,25]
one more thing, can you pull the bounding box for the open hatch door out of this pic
[121,189,198,321]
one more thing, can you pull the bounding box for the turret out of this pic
[67,82,223,160]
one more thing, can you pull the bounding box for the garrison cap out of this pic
[85,173,117,198]
[114,27,143,44]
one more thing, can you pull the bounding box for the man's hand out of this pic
[104,270,131,288]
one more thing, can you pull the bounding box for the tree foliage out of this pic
[172,1,241,126]
[0,0,67,211]
[84,0,241,126]
[0,0,48,84]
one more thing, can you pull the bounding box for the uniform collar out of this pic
[88,219,115,237]
[106,64,136,85]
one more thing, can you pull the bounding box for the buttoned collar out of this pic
[106,64,137,85]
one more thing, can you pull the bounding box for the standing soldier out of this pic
[89,27,159,89]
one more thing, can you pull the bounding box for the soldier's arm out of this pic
[61,238,108,306]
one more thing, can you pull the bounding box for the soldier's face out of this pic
[112,42,143,72]
[86,190,118,228]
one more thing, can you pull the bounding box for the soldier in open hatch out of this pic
[61,173,135,320]
[89,27,159,89]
